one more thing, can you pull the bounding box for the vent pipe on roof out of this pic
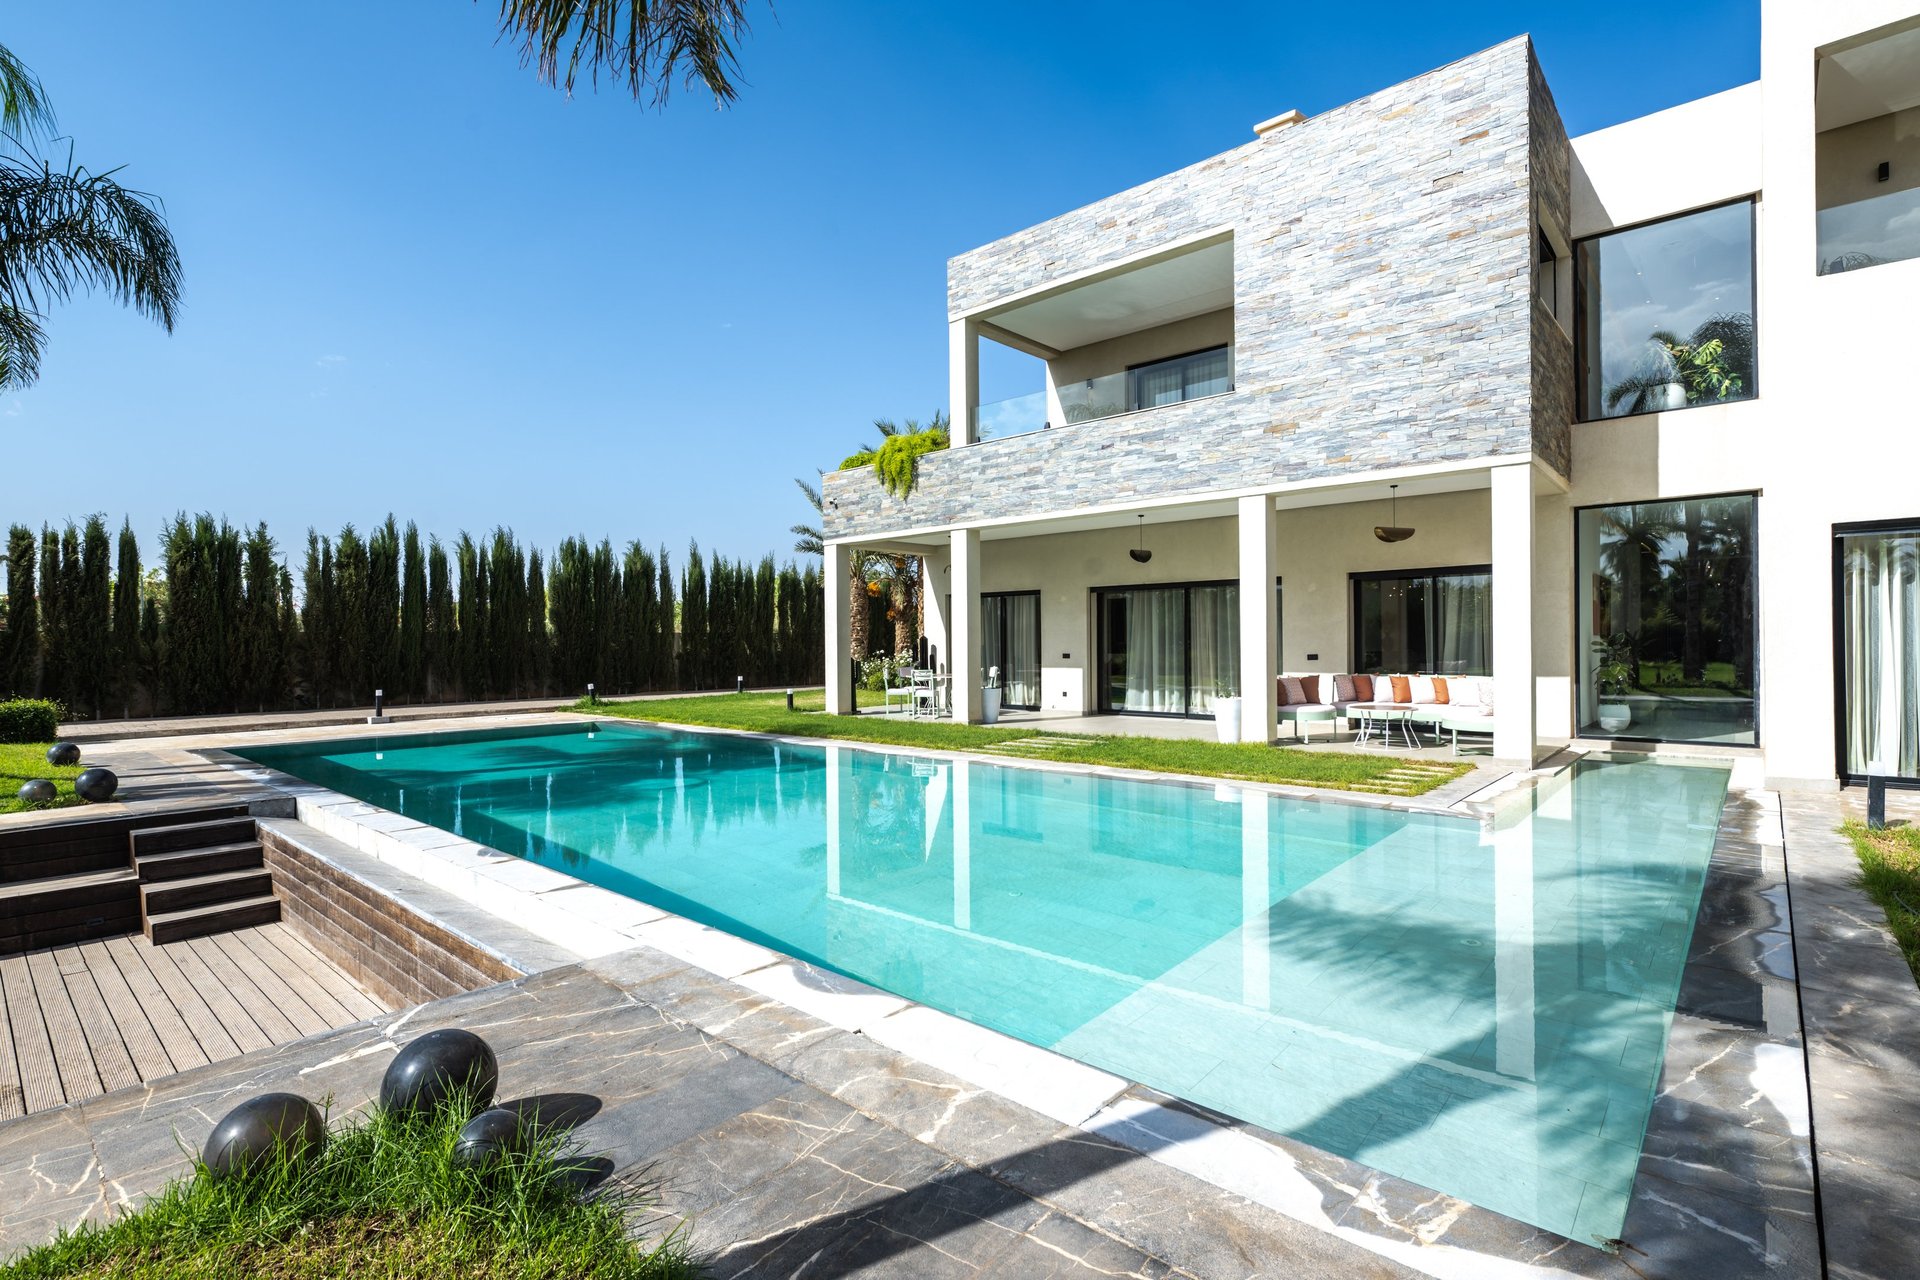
[1254,109,1305,137]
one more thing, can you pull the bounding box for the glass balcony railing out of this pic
[1818,185,1920,275]
[970,348,1233,443]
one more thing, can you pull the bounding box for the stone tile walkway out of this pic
[0,958,1418,1279]
[0,924,387,1119]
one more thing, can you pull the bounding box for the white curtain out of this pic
[1432,574,1492,675]
[1187,585,1239,713]
[1118,589,1187,713]
[987,594,1041,709]
[1842,531,1920,776]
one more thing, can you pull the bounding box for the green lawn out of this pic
[0,1099,696,1280]
[1843,819,1920,988]
[0,743,85,816]
[577,690,1473,797]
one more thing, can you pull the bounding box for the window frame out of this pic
[1124,344,1232,413]
[1347,564,1493,676]
[1572,196,1760,424]
[1831,516,1920,787]
[981,589,1042,711]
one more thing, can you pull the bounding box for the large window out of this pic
[1836,522,1920,780]
[982,592,1041,711]
[1097,581,1238,717]
[1127,346,1231,411]
[1576,200,1757,421]
[1351,568,1490,676]
[1577,495,1757,746]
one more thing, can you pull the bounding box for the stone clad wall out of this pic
[824,36,1550,542]
[1529,51,1576,479]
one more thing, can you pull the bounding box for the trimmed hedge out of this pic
[0,698,62,743]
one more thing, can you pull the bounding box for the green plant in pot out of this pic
[1591,633,1636,732]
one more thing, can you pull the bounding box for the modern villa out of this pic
[820,0,1920,791]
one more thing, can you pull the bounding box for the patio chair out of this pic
[910,668,941,719]
[882,667,917,716]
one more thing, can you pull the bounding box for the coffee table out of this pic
[1349,701,1422,750]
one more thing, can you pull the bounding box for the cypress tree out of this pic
[241,523,281,711]
[301,532,337,708]
[681,541,707,690]
[399,522,426,701]
[3,525,37,697]
[622,543,655,693]
[73,516,111,718]
[111,519,140,714]
[547,536,585,694]
[333,524,369,704]
[138,593,162,710]
[655,548,675,690]
[212,517,245,712]
[365,517,401,702]
[38,525,63,705]
[486,529,525,698]
[455,533,488,699]
[526,548,549,697]
[591,540,619,690]
[426,537,453,700]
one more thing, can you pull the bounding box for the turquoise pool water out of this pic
[238,723,1728,1245]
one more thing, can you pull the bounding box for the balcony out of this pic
[1814,20,1920,275]
[975,346,1235,441]
[960,235,1235,444]
[1818,184,1920,275]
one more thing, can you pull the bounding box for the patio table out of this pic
[1348,701,1422,751]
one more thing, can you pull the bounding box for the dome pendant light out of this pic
[1129,513,1153,564]
[1374,484,1415,543]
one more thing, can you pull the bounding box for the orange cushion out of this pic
[1431,677,1449,704]
[1390,675,1412,703]
[1352,674,1374,700]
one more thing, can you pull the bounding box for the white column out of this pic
[1491,464,1537,764]
[949,527,983,722]
[825,541,854,715]
[1238,494,1279,743]
[952,763,972,931]
[1491,807,1537,1080]
[1240,789,1271,1011]
[950,318,980,444]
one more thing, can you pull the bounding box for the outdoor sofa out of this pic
[1275,673,1495,752]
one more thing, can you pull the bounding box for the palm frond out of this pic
[0,154,181,388]
[0,43,54,142]
[792,475,821,514]
[494,0,753,106]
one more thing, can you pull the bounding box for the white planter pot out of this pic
[1655,382,1687,412]
[981,686,1002,724]
[1214,696,1243,744]
[1597,701,1632,733]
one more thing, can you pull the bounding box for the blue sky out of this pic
[3,2,1758,568]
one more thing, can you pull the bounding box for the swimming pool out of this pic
[238,722,1728,1245]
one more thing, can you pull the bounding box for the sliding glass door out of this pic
[1837,522,1920,779]
[1351,567,1491,675]
[982,592,1041,711]
[1097,582,1239,717]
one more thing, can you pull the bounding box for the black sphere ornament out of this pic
[201,1092,327,1179]
[17,778,57,805]
[379,1029,499,1116]
[73,767,118,803]
[45,741,81,767]
[452,1106,527,1171]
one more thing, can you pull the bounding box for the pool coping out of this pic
[182,715,1815,1279]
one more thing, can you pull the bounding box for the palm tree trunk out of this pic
[890,556,915,659]
[847,559,870,664]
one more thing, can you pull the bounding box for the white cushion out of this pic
[1476,679,1495,713]
[1409,675,1436,703]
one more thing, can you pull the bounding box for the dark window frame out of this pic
[1348,564,1493,676]
[1831,516,1920,787]
[981,589,1042,711]
[1572,196,1760,424]
[1569,490,1761,748]
[1124,344,1232,413]
[1091,576,1276,720]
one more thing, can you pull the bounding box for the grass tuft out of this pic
[579,690,1473,797]
[0,1096,697,1280]
[1843,818,1920,987]
[0,743,85,815]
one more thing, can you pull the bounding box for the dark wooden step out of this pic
[146,894,281,945]
[134,841,264,883]
[0,803,250,884]
[0,867,141,955]
[141,868,275,918]
[129,816,258,859]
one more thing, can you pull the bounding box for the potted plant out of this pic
[981,666,1002,724]
[1590,633,1635,732]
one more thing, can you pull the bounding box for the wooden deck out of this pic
[0,924,389,1119]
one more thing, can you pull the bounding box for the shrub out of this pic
[0,698,61,743]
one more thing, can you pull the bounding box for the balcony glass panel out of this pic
[975,390,1047,442]
[1818,184,1920,275]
